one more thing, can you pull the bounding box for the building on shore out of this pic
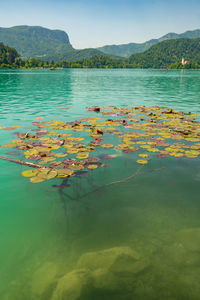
[182,57,189,65]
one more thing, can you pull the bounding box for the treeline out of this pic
[128,38,200,68]
[0,42,21,68]
[168,62,200,69]
[1,39,200,69]
[55,55,129,68]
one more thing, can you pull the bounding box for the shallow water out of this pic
[0,69,200,300]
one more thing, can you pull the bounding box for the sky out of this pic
[0,0,200,49]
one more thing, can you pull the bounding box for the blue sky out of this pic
[1,0,200,48]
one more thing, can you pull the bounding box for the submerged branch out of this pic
[0,155,42,168]
[105,165,144,186]
[76,165,144,201]
[75,165,166,201]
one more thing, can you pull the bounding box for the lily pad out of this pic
[76,152,89,159]
[54,153,67,158]
[56,169,74,178]
[138,154,148,158]
[21,169,38,177]
[30,177,45,183]
[136,159,148,164]
[100,144,114,149]
[69,163,84,171]
[87,164,99,169]
[37,169,57,180]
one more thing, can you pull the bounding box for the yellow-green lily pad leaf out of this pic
[56,169,74,178]
[69,163,84,171]
[54,153,67,158]
[37,169,58,180]
[76,152,89,159]
[30,176,45,183]
[136,159,148,164]
[87,164,99,169]
[138,154,149,158]
[100,144,114,148]
[21,169,38,177]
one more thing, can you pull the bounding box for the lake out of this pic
[0,69,200,300]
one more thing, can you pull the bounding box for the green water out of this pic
[0,69,200,300]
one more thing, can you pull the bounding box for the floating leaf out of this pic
[136,159,148,164]
[138,154,148,158]
[84,157,99,163]
[45,170,58,179]
[69,163,84,171]
[41,157,56,162]
[1,143,16,148]
[66,149,79,154]
[21,169,38,177]
[49,145,60,150]
[54,153,67,158]
[170,152,184,157]
[100,144,114,148]
[30,177,45,183]
[37,168,57,180]
[49,161,62,167]
[87,164,99,169]
[156,153,168,158]
[56,169,74,178]
[76,152,89,159]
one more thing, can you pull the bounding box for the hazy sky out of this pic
[1,0,200,48]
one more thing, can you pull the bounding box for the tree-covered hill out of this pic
[0,42,21,68]
[56,55,124,68]
[0,26,73,58]
[1,37,200,69]
[98,29,200,57]
[128,38,200,68]
[39,48,114,62]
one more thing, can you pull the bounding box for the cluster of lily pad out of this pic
[1,105,200,183]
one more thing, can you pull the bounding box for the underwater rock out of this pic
[51,269,92,300]
[52,246,148,299]
[77,246,148,291]
[32,262,60,297]
[77,246,140,271]
[176,227,200,252]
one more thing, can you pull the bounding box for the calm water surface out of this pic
[0,69,200,300]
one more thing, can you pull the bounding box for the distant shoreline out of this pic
[1,67,200,71]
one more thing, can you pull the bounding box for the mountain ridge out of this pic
[1,26,200,64]
[98,29,200,57]
[0,25,73,58]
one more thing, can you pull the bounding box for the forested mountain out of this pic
[1,26,200,64]
[128,38,200,68]
[1,37,200,69]
[39,48,110,62]
[0,42,21,68]
[0,26,73,58]
[98,29,200,57]
[0,26,117,62]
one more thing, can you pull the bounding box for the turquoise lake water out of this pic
[0,69,200,300]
